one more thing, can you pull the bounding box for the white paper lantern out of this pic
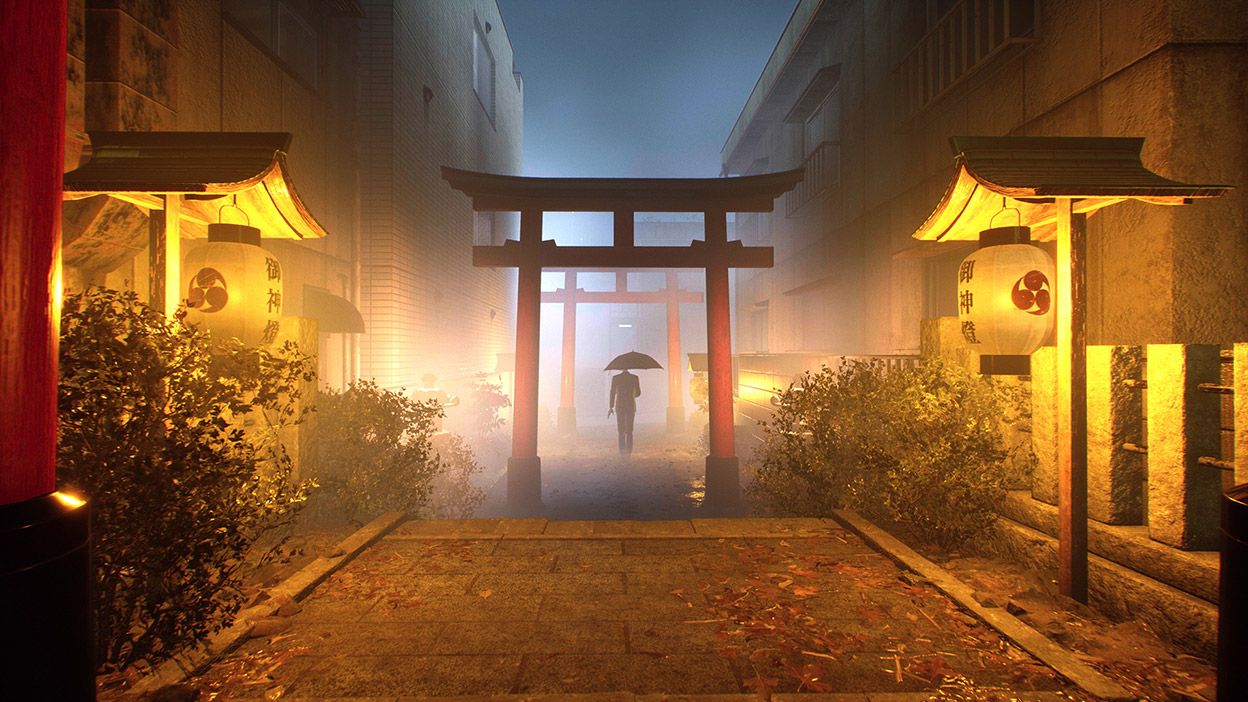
[181,223,282,347]
[956,226,1054,357]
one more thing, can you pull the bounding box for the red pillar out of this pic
[665,271,684,433]
[1,0,64,506]
[1,2,94,698]
[703,210,742,513]
[557,271,577,434]
[507,209,543,512]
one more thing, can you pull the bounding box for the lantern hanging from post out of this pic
[956,223,1055,375]
[181,218,283,347]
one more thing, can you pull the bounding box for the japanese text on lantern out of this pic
[958,260,975,283]
[959,290,974,314]
[260,320,280,345]
[267,289,281,313]
[961,320,980,344]
[265,257,281,281]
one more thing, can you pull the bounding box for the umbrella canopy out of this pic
[604,351,663,371]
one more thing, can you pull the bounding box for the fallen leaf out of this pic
[479,590,493,598]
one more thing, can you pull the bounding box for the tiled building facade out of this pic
[724,0,1246,356]
[357,0,523,393]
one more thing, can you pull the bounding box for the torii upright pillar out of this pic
[703,210,742,512]
[665,271,685,434]
[508,209,544,513]
[557,271,578,434]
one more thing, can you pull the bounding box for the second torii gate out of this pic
[545,269,702,435]
[443,167,804,514]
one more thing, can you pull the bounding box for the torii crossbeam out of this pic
[544,270,702,435]
[443,167,804,514]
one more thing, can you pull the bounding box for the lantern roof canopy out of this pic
[63,131,328,239]
[442,166,805,213]
[912,136,1231,242]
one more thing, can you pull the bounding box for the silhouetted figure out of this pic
[608,370,641,456]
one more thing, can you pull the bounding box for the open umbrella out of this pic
[604,351,663,371]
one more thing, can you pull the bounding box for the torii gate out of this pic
[442,167,804,514]
[544,269,702,435]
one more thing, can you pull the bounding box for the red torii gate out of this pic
[544,269,702,435]
[442,167,803,514]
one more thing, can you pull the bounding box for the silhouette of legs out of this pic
[617,410,635,456]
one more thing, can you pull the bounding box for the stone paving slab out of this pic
[185,518,1106,700]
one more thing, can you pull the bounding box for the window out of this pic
[473,17,496,122]
[222,0,322,89]
[804,87,840,157]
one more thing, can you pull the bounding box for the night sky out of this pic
[494,0,800,179]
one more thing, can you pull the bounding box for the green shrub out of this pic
[747,357,1029,550]
[467,378,510,438]
[311,380,441,522]
[56,287,314,674]
[428,432,486,519]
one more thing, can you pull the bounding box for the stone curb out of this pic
[266,692,1076,701]
[127,511,407,695]
[829,509,1135,702]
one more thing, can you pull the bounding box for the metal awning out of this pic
[912,136,1231,242]
[303,285,365,334]
[63,131,329,240]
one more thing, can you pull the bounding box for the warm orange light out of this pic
[53,491,86,508]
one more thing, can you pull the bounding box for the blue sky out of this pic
[494,0,799,178]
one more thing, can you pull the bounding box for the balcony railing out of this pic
[785,141,839,218]
[895,0,1038,123]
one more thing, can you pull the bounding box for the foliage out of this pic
[426,433,486,519]
[467,378,510,437]
[747,357,1029,550]
[312,380,443,523]
[56,287,315,674]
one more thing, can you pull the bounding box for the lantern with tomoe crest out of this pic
[956,224,1055,375]
[181,221,283,347]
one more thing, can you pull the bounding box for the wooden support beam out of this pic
[1056,197,1088,602]
[557,271,577,435]
[147,193,181,315]
[542,289,702,304]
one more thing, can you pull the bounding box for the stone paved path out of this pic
[188,519,1084,700]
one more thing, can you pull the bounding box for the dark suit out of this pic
[609,371,641,454]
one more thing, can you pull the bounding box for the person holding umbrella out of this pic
[606,351,662,457]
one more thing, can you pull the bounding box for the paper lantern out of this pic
[956,226,1054,373]
[182,223,282,347]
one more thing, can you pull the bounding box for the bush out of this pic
[467,378,510,438]
[56,287,314,674]
[747,357,1029,550]
[312,381,486,522]
[427,432,486,519]
[312,380,441,523]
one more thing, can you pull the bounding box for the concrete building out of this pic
[723,0,1247,657]
[61,0,367,391]
[723,0,1246,356]
[357,0,523,394]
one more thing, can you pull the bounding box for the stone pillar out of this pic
[84,0,177,131]
[557,271,576,435]
[665,271,684,434]
[1087,345,1145,525]
[704,210,741,513]
[1235,343,1248,485]
[1031,345,1058,505]
[507,209,543,513]
[1146,344,1221,550]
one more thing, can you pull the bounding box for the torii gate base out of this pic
[444,167,803,516]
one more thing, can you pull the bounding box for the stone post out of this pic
[1030,345,1058,506]
[1146,344,1222,550]
[1087,345,1145,525]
